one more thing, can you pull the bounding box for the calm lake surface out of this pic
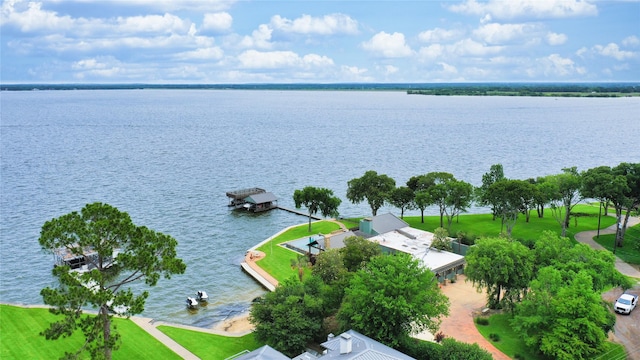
[1,90,639,327]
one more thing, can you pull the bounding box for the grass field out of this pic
[595,223,640,265]
[403,204,617,243]
[157,326,262,360]
[475,313,627,360]
[0,305,181,360]
[255,220,341,283]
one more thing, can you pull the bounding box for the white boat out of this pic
[186,297,198,309]
[196,291,209,302]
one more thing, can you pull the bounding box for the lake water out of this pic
[1,90,638,327]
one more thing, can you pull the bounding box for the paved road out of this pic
[574,215,640,278]
[574,214,640,360]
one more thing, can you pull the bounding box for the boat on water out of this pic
[186,297,198,309]
[196,291,209,303]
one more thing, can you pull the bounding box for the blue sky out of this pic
[1,0,639,83]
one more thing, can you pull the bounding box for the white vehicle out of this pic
[614,293,638,314]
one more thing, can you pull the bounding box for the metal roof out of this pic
[245,192,278,204]
[233,345,290,360]
[320,330,415,359]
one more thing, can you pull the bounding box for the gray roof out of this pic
[245,192,278,204]
[320,330,415,360]
[324,231,356,250]
[234,345,290,360]
[371,213,409,235]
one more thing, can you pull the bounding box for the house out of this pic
[235,330,415,360]
[323,213,465,281]
[233,345,290,360]
[311,330,416,359]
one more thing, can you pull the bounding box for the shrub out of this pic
[457,231,477,246]
[514,353,525,360]
[434,331,445,343]
[489,333,500,342]
[475,317,489,325]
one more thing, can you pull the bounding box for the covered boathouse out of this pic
[226,188,278,213]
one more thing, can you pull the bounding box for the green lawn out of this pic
[595,223,640,265]
[255,221,342,283]
[475,313,627,360]
[404,204,617,243]
[0,305,181,360]
[158,326,263,360]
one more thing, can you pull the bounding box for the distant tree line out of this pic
[408,83,640,97]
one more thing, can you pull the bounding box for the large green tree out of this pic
[486,179,536,236]
[611,162,640,247]
[423,172,456,228]
[339,236,382,272]
[443,179,474,230]
[512,269,615,360]
[547,167,584,237]
[250,276,328,357]
[337,253,449,348]
[465,237,534,309]
[477,164,505,220]
[293,186,342,232]
[346,170,396,216]
[39,202,186,360]
[389,186,415,219]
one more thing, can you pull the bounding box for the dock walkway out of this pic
[277,206,322,220]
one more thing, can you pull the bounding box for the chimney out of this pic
[327,333,334,341]
[340,333,352,354]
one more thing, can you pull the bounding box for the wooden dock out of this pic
[277,206,322,220]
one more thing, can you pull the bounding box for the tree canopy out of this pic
[346,170,395,216]
[512,269,615,360]
[464,237,534,309]
[389,186,415,218]
[250,276,329,357]
[337,253,449,348]
[293,186,342,232]
[38,202,186,360]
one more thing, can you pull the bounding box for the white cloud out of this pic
[237,50,334,69]
[361,31,413,58]
[2,1,75,32]
[438,62,458,75]
[239,24,273,49]
[90,0,236,12]
[594,43,635,61]
[115,13,190,35]
[418,44,445,61]
[539,53,578,77]
[71,56,123,79]
[448,0,597,20]
[270,13,358,35]
[546,32,568,46]
[449,38,504,57]
[418,27,463,43]
[340,65,373,81]
[473,23,542,44]
[622,35,640,47]
[174,47,224,61]
[201,12,233,33]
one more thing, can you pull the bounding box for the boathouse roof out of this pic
[245,192,277,204]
